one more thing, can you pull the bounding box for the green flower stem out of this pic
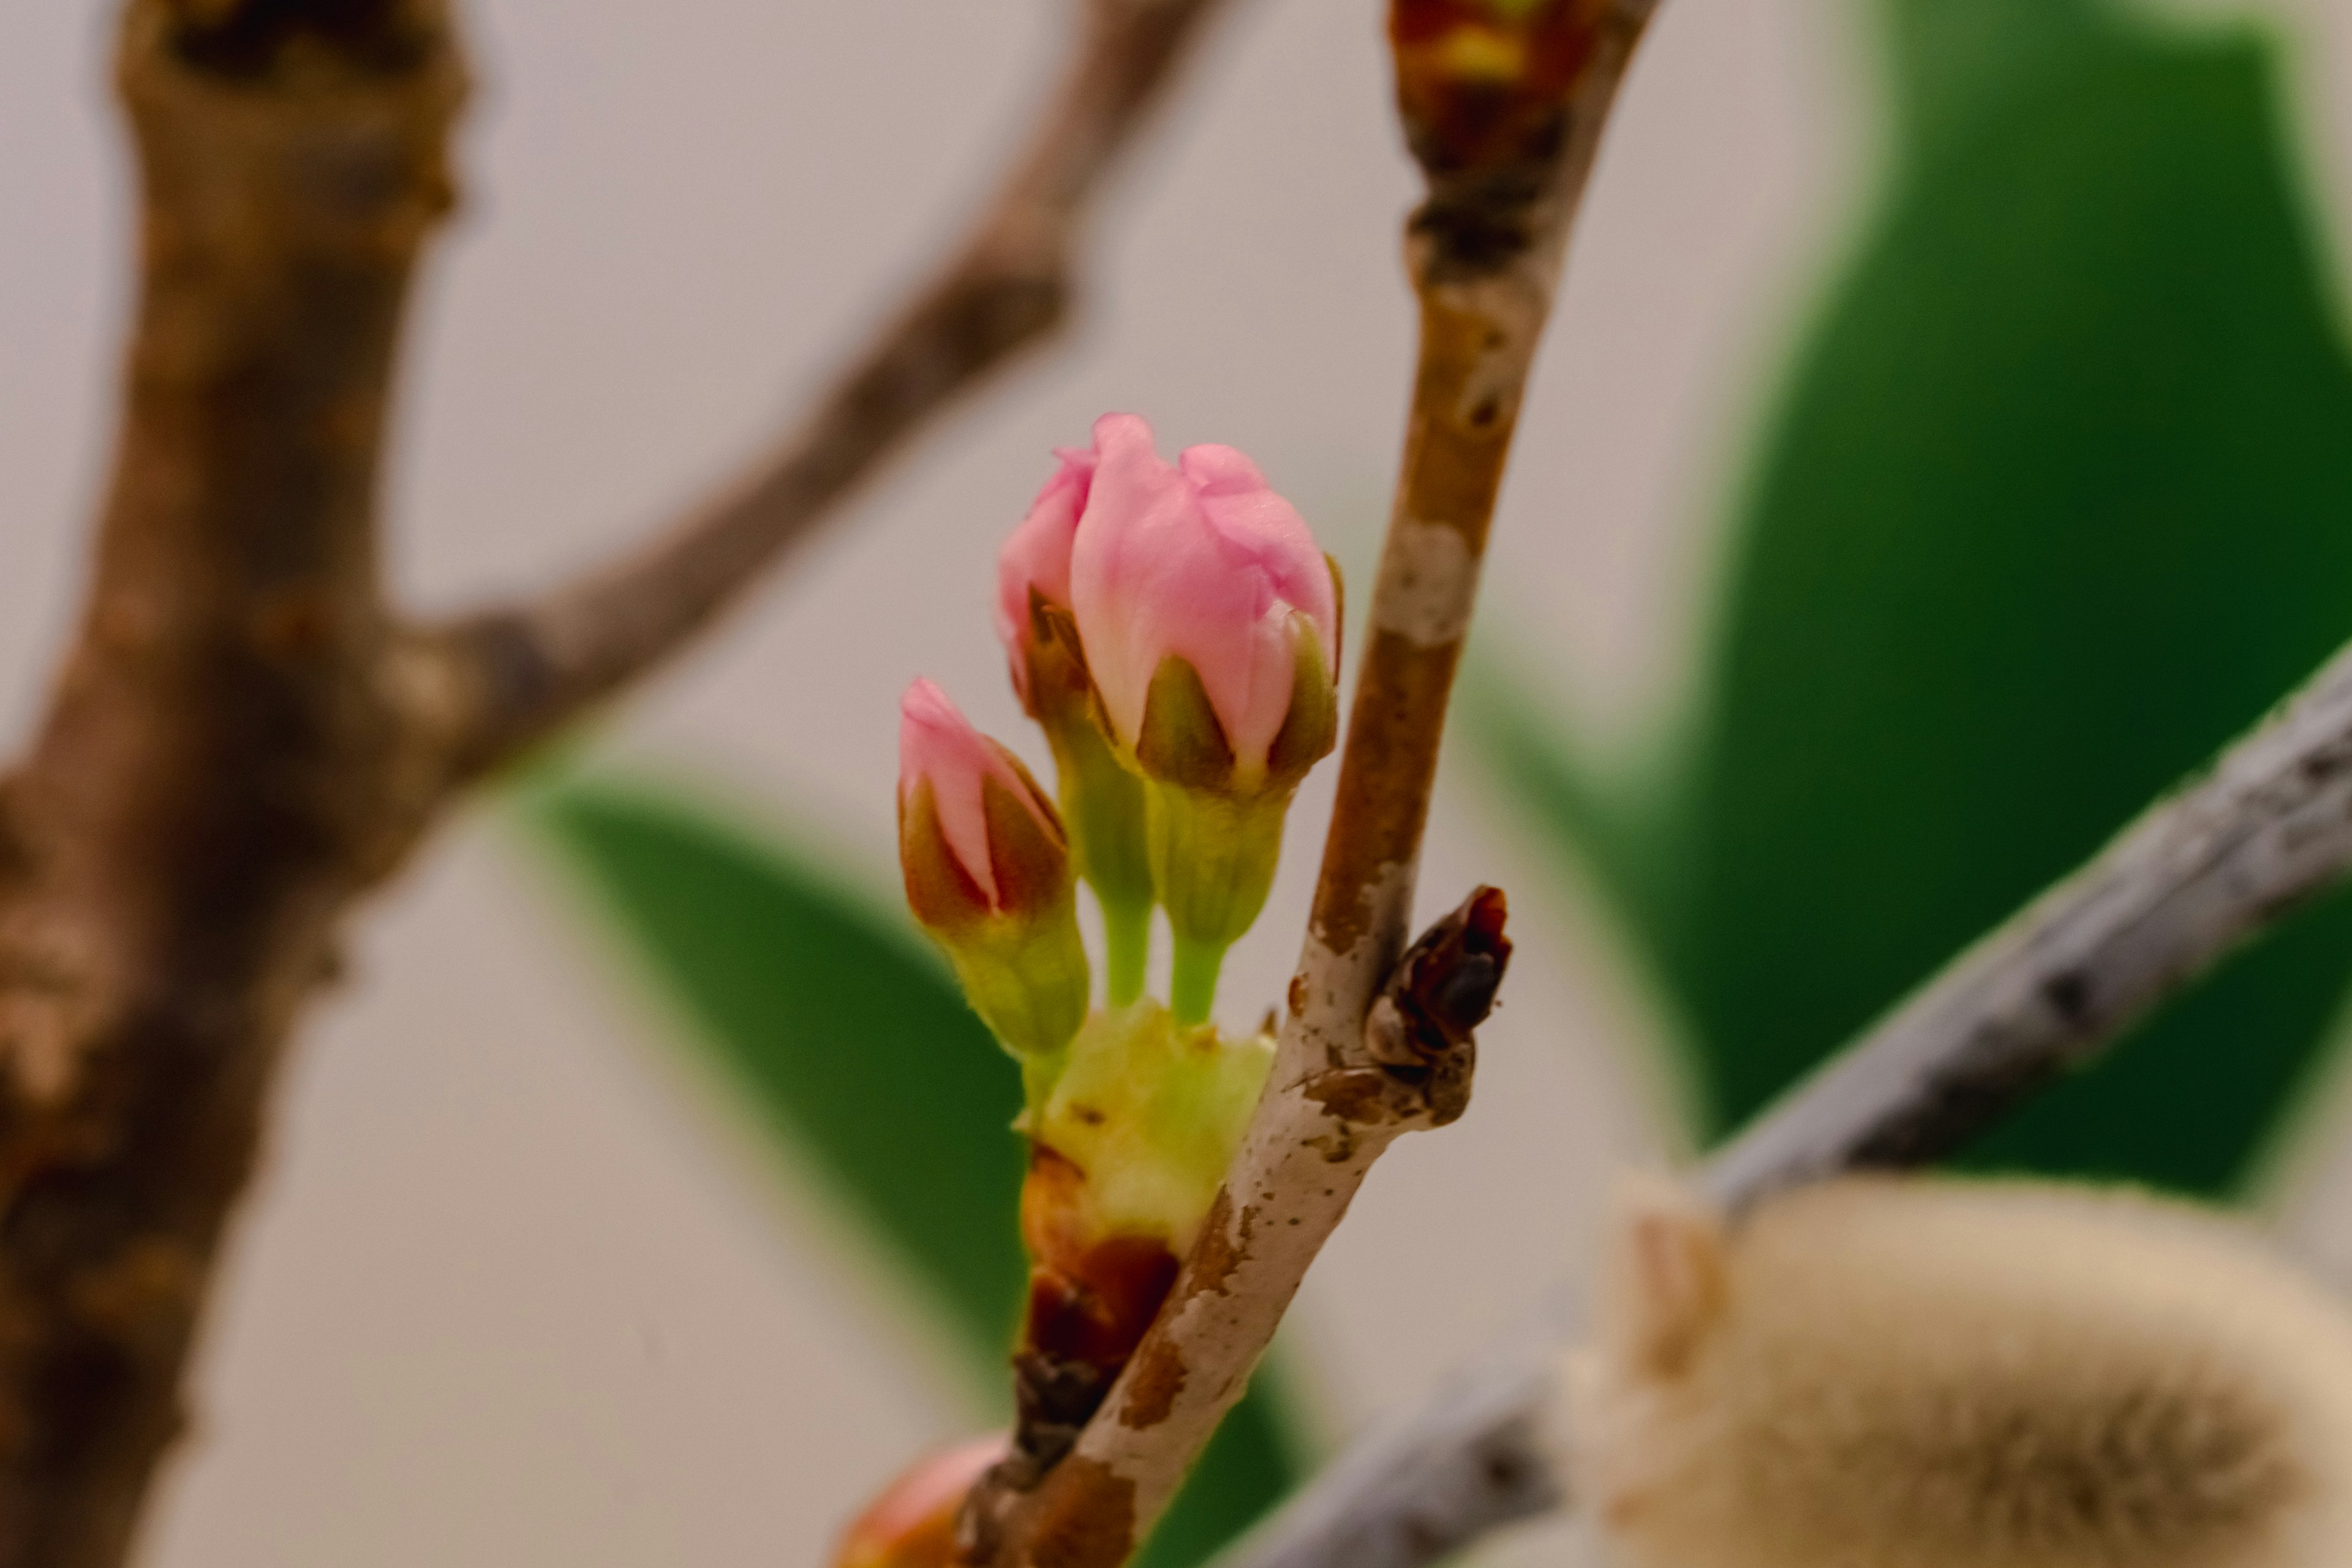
[1103,897,1152,1009]
[1170,932,1226,1028]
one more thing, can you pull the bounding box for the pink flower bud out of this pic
[1068,414,1339,785]
[834,1434,1008,1568]
[898,679,1063,923]
[898,680,1089,1060]
[995,445,1098,703]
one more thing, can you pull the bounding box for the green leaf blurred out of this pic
[516,773,1302,1565]
[1481,0,2352,1196]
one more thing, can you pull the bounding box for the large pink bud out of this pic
[897,680,1088,1060]
[1068,413,1340,788]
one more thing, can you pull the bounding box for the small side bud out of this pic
[834,1434,1007,1568]
[1068,414,1341,1023]
[1390,0,1601,174]
[898,680,1090,1070]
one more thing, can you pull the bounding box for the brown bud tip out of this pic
[1390,0,1604,173]
[1365,888,1511,1123]
[165,0,438,79]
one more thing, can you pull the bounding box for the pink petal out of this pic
[994,445,1099,690]
[1069,417,1338,772]
[899,679,1039,909]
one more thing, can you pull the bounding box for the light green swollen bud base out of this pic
[1029,1000,1275,1254]
[1147,780,1294,1026]
[938,892,1092,1070]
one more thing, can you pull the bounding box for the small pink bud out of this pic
[898,679,1063,923]
[995,445,1098,703]
[898,680,1089,1060]
[1068,413,1339,785]
[834,1434,1008,1568]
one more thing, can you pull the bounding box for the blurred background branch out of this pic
[432,0,1240,778]
[0,1,1239,1563]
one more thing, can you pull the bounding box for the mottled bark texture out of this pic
[0,5,464,1564]
[0,1,1237,1562]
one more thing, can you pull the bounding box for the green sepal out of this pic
[1148,782,1294,1025]
[1136,655,1239,791]
[1265,618,1340,789]
[936,888,1091,1072]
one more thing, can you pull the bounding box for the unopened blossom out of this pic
[1069,413,1339,789]
[1063,413,1341,1023]
[898,679,1088,1066]
[995,443,1155,1003]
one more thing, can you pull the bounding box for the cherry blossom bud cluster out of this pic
[880,413,1335,1538]
[906,410,1337,1047]
[998,413,1340,1024]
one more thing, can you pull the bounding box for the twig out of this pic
[0,2,1237,1564]
[1214,630,2352,1568]
[432,0,1237,777]
[973,6,1663,1561]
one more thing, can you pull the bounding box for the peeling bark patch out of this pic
[1190,1192,1253,1297]
[1119,1338,1187,1429]
[1305,1066,1401,1126]
[1024,1457,1136,1568]
[1370,521,1476,647]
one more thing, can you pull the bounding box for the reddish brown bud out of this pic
[1390,0,1607,174]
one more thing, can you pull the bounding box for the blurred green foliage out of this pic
[1480,0,2352,1196]
[518,775,1302,1568]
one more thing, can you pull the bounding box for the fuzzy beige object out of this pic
[1567,1176,2352,1568]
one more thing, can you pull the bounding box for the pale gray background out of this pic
[4,1,2351,1564]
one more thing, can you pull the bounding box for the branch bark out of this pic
[971,7,1664,1561]
[0,2,1237,1563]
[431,0,1237,778]
[1213,629,2352,1568]
[0,4,464,1562]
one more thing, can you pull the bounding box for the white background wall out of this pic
[1,1,2347,1564]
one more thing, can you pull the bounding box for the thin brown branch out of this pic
[973,6,1662,1562]
[1213,627,2352,1568]
[432,0,1238,778]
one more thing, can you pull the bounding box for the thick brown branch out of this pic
[0,2,1243,1564]
[431,0,1237,778]
[974,7,1660,1561]
[0,4,463,1564]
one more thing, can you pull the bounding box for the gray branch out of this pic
[1216,631,2352,1568]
